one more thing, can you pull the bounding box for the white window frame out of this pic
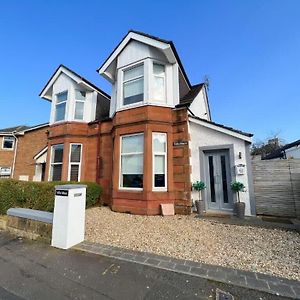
[74,90,86,121]
[2,136,15,150]
[0,166,12,177]
[54,90,68,122]
[119,133,144,191]
[121,62,144,108]
[152,132,167,191]
[49,144,64,181]
[152,62,166,103]
[68,143,83,182]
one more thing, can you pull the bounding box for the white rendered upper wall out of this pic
[49,73,97,125]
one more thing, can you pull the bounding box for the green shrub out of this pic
[0,179,102,215]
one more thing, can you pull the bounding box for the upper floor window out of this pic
[120,133,144,189]
[50,144,64,181]
[74,90,86,120]
[69,144,82,181]
[153,63,166,102]
[55,91,68,122]
[2,136,14,150]
[123,64,144,106]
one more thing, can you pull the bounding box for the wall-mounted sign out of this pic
[55,190,69,196]
[173,141,188,146]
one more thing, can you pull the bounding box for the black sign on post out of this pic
[55,190,69,197]
[173,141,188,146]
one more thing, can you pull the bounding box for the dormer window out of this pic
[55,91,68,122]
[74,90,86,120]
[153,63,166,102]
[123,64,144,105]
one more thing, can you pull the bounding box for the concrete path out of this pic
[0,231,292,300]
[75,240,300,299]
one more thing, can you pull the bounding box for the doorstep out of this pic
[73,241,300,299]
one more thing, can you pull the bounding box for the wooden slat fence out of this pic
[252,159,300,218]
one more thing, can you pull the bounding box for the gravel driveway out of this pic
[85,207,300,281]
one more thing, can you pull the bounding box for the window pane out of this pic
[52,145,64,163]
[55,103,66,121]
[123,78,144,105]
[154,155,165,174]
[123,174,143,188]
[51,164,62,181]
[221,155,229,203]
[153,77,165,101]
[153,64,165,76]
[70,165,79,181]
[155,174,165,187]
[121,154,143,174]
[153,134,166,152]
[3,137,14,149]
[122,135,143,153]
[208,156,216,202]
[75,90,86,101]
[56,91,68,103]
[124,65,143,81]
[71,144,81,162]
[75,102,84,120]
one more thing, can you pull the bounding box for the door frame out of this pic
[199,144,237,212]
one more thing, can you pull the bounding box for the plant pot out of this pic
[235,202,245,219]
[195,200,205,216]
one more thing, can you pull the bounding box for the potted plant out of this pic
[192,181,206,216]
[230,181,246,219]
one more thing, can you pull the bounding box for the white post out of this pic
[51,184,87,249]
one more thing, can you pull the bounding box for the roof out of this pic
[97,30,191,88]
[189,115,253,138]
[40,64,111,100]
[263,139,300,160]
[0,123,48,135]
[0,125,30,134]
[176,83,204,108]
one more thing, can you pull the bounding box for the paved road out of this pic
[0,231,291,300]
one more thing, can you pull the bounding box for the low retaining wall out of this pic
[6,208,53,241]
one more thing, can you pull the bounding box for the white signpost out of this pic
[51,184,87,249]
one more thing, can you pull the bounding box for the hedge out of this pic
[0,179,102,215]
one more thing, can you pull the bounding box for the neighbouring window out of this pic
[74,90,86,120]
[123,64,144,105]
[55,91,68,122]
[153,63,166,102]
[120,134,144,189]
[0,166,11,178]
[2,136,14,150]
[153,133,167,189]
[50,144,64,181]
[69,144,82,181]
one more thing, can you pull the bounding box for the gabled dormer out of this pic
[98,30,192,117]
[40,65,110,125]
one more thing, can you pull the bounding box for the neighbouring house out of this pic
[0,124,49,180]
[37,30,255,216]
[263,139,300,160]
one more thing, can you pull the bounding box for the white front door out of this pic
[204,150,233,211]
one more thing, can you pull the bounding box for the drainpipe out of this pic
[11,131,18,179]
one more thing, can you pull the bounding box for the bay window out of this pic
[74,90,86,120]
[120,133,144,189]
[153,133,167,189]
[153,63,166,102]
[69,144,82,181]
[50,144,64,181]
[2,136,15,150]
[55,91,67,122]
[123,64,144,105]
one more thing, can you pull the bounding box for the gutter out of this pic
[11,131,18,179]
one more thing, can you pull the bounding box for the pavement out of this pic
[0,231,295,300]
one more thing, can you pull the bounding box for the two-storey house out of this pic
[39,30,255,216]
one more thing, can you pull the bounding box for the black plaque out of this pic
[55,190,69,196]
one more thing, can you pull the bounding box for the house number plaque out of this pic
[173,141,188,146]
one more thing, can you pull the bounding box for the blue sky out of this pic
[0,0,299,143]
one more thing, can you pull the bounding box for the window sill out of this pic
[118,187,143,192]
